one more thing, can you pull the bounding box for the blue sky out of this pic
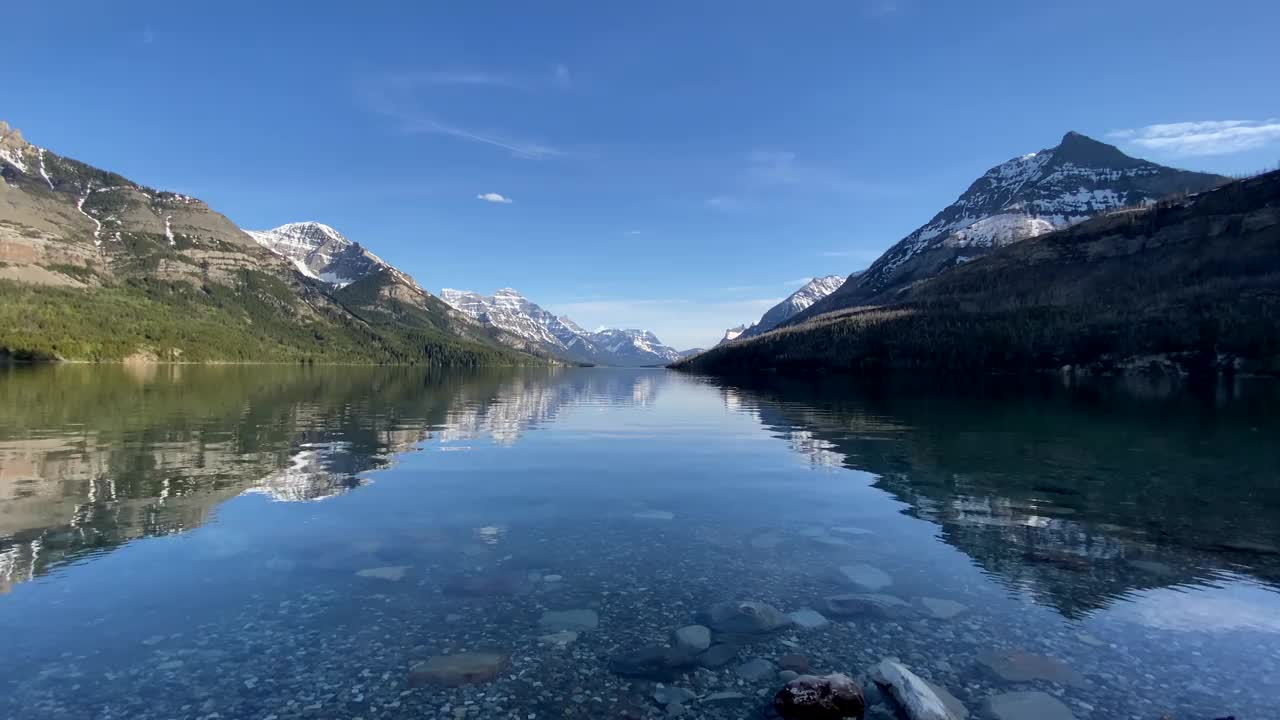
[5,1,1279,349]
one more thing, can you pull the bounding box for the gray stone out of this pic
[917,597,968,620]
[355,565,408,581]
[982,691,1075,720]
[609,645,698,680]
[870,660,964,720]
[976,650,1085,687]
[672,624,712,653]
[736,657,775,681]
[701,600,790,634]
[839,564,893,591]
[539,608,599,632]
[824,593,917,620]
[409,651,509,687]
[703,691,747,703]
[537,630,579,646]
[778,670,800,682]
[787,609,831,630]
[653,686,697,706]
[697,643,740,668]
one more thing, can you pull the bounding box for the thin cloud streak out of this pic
[477,192,513,204]
[1108,120,1280,157]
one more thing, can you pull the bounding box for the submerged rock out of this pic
[916,597,967,620]
[839,564,893,591]
[609,645,698,680]
[981,691,1075,720]
[442,572,529,597]
[778,653,811,673]
[672,624,712,653]
[788,609,831,630]
[870,660,964,720]
[539,608,599,632]
[701,600,790,634]
[409,651,509,687]
[824,593,917,620]
[653,685,697,707]
[976,650,1085,687]
[634,510,676,520]
[736,657,776,681]
[772,673,866,720]
[698,643,740,668]
[537,630,579,646]
[355,565,409,581]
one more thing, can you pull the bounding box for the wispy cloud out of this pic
[736,150,896,196]
[142,26,156,44]
[476,192,513,204]
[357,67,570,159]
[819,248,883,265]
[1108,120,1280,157]
[625,230,642,236]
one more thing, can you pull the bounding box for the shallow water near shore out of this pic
[1,365,1278,719]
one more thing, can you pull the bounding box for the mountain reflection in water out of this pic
[713,373,1280,618]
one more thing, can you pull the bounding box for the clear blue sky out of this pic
[5,1,1278,349]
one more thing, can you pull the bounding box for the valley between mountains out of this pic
[2,119,1276,374]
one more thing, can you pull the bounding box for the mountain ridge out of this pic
[794,131,1229,323]
[440,287,682,366]
[674,168,1280,376]
[0,120,540,366]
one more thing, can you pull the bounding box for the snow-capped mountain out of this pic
[719,275,848,343]
[246,221,410,289]
[440,288,681,366]
[803,131,1228,318]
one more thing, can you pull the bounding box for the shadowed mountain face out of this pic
[710,373,1280,617]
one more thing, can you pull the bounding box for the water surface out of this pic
[1,365,1277,719]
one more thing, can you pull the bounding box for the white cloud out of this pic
[476,192,513,204]
[1108,120,1280,157]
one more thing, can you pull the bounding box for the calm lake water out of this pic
[1,365,1278,720]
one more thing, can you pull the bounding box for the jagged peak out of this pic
[260,221,351,245]
[1050,130,1135,166]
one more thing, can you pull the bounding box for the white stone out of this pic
[839,564,893,591]
[355,566,408,581]
[870,659,965,720]
[787,609,831,630]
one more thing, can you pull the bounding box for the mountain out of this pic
[0,120,538,366]
[720,275,847,344]
[674,168,1280,376]
[799,132,1229,321]
[246,221,406,289]
[678,348,706,359]
[440,287,682,366]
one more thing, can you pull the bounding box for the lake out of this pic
[1,365,1277,720]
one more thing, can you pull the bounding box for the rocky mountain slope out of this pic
[720,275,847,344]
[799,132,1228,321]
[0,121,537,365]
[441,288,682,366]
[675,169,1280,376]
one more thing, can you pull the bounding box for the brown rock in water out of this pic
[409,651,509,687]
[773,673,866,720]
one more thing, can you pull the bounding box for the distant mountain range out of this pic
[440,288,682,366]
[717,275,848,346]
[0,120,539,365]
[798,131,1228,321]
[676,162,1280,375]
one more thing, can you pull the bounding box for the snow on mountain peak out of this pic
[721,275,848,343]
[245,221,410,290]
[441,288,680,365]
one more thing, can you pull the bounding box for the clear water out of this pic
[1,365,1278,720]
